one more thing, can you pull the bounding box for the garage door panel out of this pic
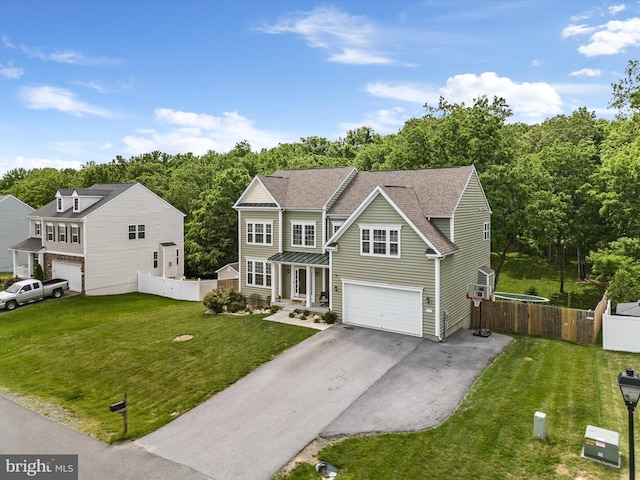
[344,282,422,336]
[52,261,82,292]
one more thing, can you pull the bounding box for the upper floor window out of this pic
[292,222,315,247]
[246,221,273,245]
[46,224,54,241]
[483,222,490,241]
[71,225,80,243]
[153,251,158,269]
[246,259,272,287]
[176,248,179,265]
[332,222,343,235]
[360,226,400,257]
[35,222,41,237]
[73,197,80,212]
[58,224,67,243]
[129,224,146,240]
[56,197,63,212]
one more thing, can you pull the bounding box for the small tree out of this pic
[607,264,640,306]
[33,263,45,281]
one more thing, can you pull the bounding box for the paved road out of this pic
[1,325,512,480]
[0,394,211,480]
[137,326,512,480]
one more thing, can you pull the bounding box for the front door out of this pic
[294,267,307,297]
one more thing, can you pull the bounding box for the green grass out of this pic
[0,293,316,442]
[493,252,606,309]
[277,336,637,480]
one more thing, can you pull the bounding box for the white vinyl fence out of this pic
[602,300,640,353]
[138,272,218,301]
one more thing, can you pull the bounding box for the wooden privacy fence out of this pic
[470,300,598,345]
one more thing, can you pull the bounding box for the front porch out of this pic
[271,297,329,315]
[268,251,331,310]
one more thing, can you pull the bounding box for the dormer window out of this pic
[73,197,79,212]
[57,197,63,212]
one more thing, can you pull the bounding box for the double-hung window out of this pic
[246,221,273,245]
[35,222,41,237]
[71,225,80,243]
[291,222,315,247]
[360,225,400,257]
[483,222,490,241]
[46,224,54,242]
[246,259,272,287]
[58,224,67,242]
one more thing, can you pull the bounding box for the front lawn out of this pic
[0,293,316,442]
[278,336,637,480]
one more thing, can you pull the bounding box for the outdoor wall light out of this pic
[617,368,640,480]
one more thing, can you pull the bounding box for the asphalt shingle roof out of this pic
[33,183,137,219]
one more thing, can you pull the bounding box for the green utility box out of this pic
[581,425,620,468]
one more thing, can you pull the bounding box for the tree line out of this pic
[3,61,640,305]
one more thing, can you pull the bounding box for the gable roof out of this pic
[327,185,458,257]
[241,167,357,209]
[328,166,477,217]
[32,183,184,219]
[0,194,35,211]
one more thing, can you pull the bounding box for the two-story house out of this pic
[10,183,185,295]
[0,194,34,272]
[234,166,493,342]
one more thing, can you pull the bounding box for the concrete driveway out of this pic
[136,325,512,480]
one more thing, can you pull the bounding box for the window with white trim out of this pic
[246,259,272,287]
[246,221,273,245]
[360,226,400,257]
[292,222,315,247]
[35,222,41,236]
[483,222,490,241]
[71,225,80,243]
[56,197,63,212]
[73,197,79,212]
[332,221,343,235]
[46,224,54,241]
[153,251,158,269]
[58,224,67,242]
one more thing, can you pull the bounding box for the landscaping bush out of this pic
[248,293,263,309]
[322,310,337,324]
[34,264,45,281]
[3,277,19,290]
[525,285,538,296]
[202,288,247,314]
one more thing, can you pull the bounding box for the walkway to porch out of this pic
[264,298,332,330]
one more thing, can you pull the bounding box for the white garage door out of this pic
[343,282,423,336]
[52,261,82,292]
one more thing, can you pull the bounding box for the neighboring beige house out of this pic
[234,166,492,341]
[0,194,34,272]
[10,183,185,295]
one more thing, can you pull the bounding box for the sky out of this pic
[0,0,639,176]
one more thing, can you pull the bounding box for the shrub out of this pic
[202,288,246,314]
[248,293,263,308]
[288,312,295,318]
[3,277,19,290]
[300,314,307,320]
[525,286,538,296]
[33,264,45,281]
[323,310,338,324]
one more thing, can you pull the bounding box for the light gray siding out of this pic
[0,196,34,271]
[331,195,437,339]
[83,184,184,295]
[439,172,491,334]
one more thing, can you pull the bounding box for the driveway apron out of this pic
[136,325,423,480]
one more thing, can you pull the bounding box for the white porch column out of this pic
[12,250,17,277]
[271,263,276,303]
[306,265,311,307]
[277,264,282,301]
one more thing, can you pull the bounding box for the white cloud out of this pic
[562,24,597,37]
[341,106,408,134]
[440,72,563,120]
[569,68,602,77]
[576,17,640,56]
[367,73,563,122]
[0,155,83,176]
[121,108,292,155]
[609,4,626,15]
[257,6,398,66]
[532,59,542,67]
[19,86,115,117]
[0,62,24,79]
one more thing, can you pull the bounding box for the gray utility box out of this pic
[581,425,620,468]
[533,411,547,440]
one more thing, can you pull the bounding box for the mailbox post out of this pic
[110,392,128,434]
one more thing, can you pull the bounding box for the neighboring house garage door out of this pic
[52,261,82,292]
[343,281,423,337]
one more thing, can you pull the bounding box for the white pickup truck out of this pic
[0,278,70,311]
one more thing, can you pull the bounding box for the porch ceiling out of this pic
[268,251,329,266]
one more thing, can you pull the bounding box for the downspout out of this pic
[434,256,441,340]
[237,211,242,293]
